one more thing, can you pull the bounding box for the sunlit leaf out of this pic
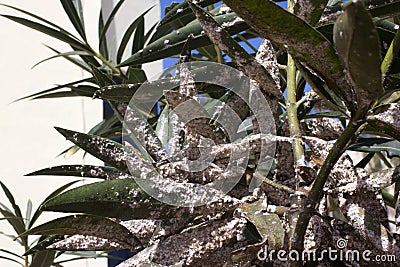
[26,165,126,180]
[55,127,128,171]
[119,12,249,66]
[41,179,175,220]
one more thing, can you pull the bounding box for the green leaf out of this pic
[1,15,89,51]
[116,6,154,64]
[132,16,145,56]
[188,1,282,98]
[29,181,79,228]
[98,9,109,61]
[119,12,249,66]
[333,1,383,107]
[223,0,356,113]
[30,250,56,267]
[89,63,116,87]
[326,194,348,222]
[0,181,23,220]
[366,1,400,18]
[240,200,284,249]
[42,179,176,220]
[43,45,92,72]
[160,0,219,27]
[26,165,125,180]
[303,111,348,120]
[55,127,128,171]
[382,29,400,82]
[30,85,97,99]
[31,50,92,69]
[23,215,141,249]
[24,236,64,256]
[0,208,26,246]
[126,68,147,83]
[0,248,23,259]
[99,0,126,49]
[61,0,87,40]
[348,137,400,158]
[14,78,93,102]
[149,0,219,44]
[0,3,76,35]
[93,83,142,102]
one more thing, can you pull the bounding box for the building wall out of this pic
[0,1,161,266]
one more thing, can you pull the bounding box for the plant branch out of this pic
[290,107,367,254]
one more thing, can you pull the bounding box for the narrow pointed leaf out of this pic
[117,6,154,64]
[0,248,23,259]
[23,215,141,249]
[44,45,91,72]
[132,16,145,56]
[0,182,23,221]
[0,208,26,245]
[89,63,115,87]
[0,3,75,35]
[348,137,400,158]
[93,83,142,102]
[31,51,92,69]
[0,256,23,266]
[99,0,126,48]
[98,9,109,61]
[119,12,249,66]
[55,127,128,171]
[41,179,175,220]
[333,1,383,107]
[14,78,93,102]
[223,0,355,112]
[149,0,219,43]
[126,68,147,83]
[29,181,79,228]
[160,0,219,27]
[26,165,126,180]
[240,200,284,249]
[1,15,89,51]
[31,85,97,99]
[30,250,56,267]
[61,0,87,40]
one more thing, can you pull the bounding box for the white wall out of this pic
[0,1,160,266]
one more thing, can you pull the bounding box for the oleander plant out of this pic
[3,0,400,266]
